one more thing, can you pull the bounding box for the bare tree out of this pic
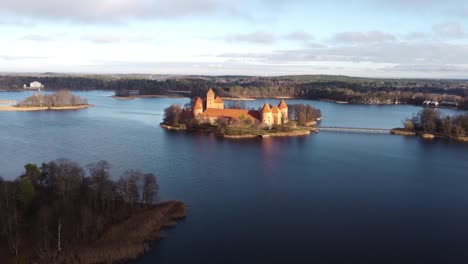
[117,170,142,205]
[142,173,159,205]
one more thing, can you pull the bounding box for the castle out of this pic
[193,88,288,128]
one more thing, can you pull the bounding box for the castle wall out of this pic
[262,112,274,127]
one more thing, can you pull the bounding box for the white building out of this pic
[24,81,44,90]
[30,81,44,89]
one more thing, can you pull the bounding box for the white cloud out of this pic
[432,22,467,39]
[0,0,251,23]
[21,34,56,42]
[81,34,155,44]
[284,32,314,42]
[219,42,468,65]
[332,31,397,44]
[225,32,275,44]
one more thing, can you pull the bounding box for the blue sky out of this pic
[1,0,468,78]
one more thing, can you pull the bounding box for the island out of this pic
[161,88,322,138]
[0,90,93,112]
[0,160,186,264]
[391,108,468,142]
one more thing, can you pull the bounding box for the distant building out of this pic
[440,101,458,108]
[193,88,288,128]
[24,81,44,90]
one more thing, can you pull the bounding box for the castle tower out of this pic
[271,106,282,125]
[206,88,215,109]
[261,102,273,127]
[214,96,225,109]
[278,100,288,122]
[193,97,203,118]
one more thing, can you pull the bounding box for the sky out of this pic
[1,0,468,78]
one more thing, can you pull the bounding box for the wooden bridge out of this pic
[317,126,391,134]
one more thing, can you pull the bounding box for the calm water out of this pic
[1,91,468,263]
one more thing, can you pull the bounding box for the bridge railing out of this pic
[317,127,391,134]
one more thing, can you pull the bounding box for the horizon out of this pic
[2,72,468,81]
[1,1,468,78]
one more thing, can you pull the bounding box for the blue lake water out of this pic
[1,91,468,263]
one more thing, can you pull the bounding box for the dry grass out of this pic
[41,201,187,264]
[390,128,416,136]
[0,104,93,112]
[0,100,15,104]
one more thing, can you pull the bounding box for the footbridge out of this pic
[317,126,391,134]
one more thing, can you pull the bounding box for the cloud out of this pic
[386,64,468,73]
[0,55,50,60]
[332,31,397,44]
[225,32,275,44]
[284,32,314,42]
[81,34,155,44]
[432,22,467,39]
[218,42,468,65]
[405,32,428,40]
[0,0,251,23]
[21,34,56,42]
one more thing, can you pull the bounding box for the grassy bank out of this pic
[390,128,417,136]
[0,104,93,112]
[39,201,187,264]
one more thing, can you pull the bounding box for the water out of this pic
[1,91,468,263]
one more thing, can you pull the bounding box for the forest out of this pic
[403,108,468,138]
[1,74,467,109]
[0,159,186,264]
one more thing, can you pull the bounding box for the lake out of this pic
[1,91,468,263]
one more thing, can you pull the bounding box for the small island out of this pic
[0,90,93,112]
[391,108,468,142]
[161,88,322,138]
[0,160,186,264]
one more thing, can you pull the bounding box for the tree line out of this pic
[1,75,467,109]
[17,90,88,108]
[403,108,468,138]
[0,159,159,262]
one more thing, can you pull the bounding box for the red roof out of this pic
[261,103,272,113]
[214,96,224,103]
[202,108,260,121]
[278,99,288,109]
[194,97,203,110]
[207,88,215,95]
[271,106,280,113]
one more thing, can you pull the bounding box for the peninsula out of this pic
[161,88,321,138]
[0,90,92,112]
[391,108,468,142]
[0,160,186,264]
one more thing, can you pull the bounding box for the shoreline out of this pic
[0,100,15,104]
[110,94,466,111]
[319,99,349,104]
[391,128,468,142]
[43,201,187,264]
[160,123,313,138]
[112,95,185,100]
[0,104,93,112]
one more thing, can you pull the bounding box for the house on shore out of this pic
[24,81,44,90]
[193,88,288,128]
